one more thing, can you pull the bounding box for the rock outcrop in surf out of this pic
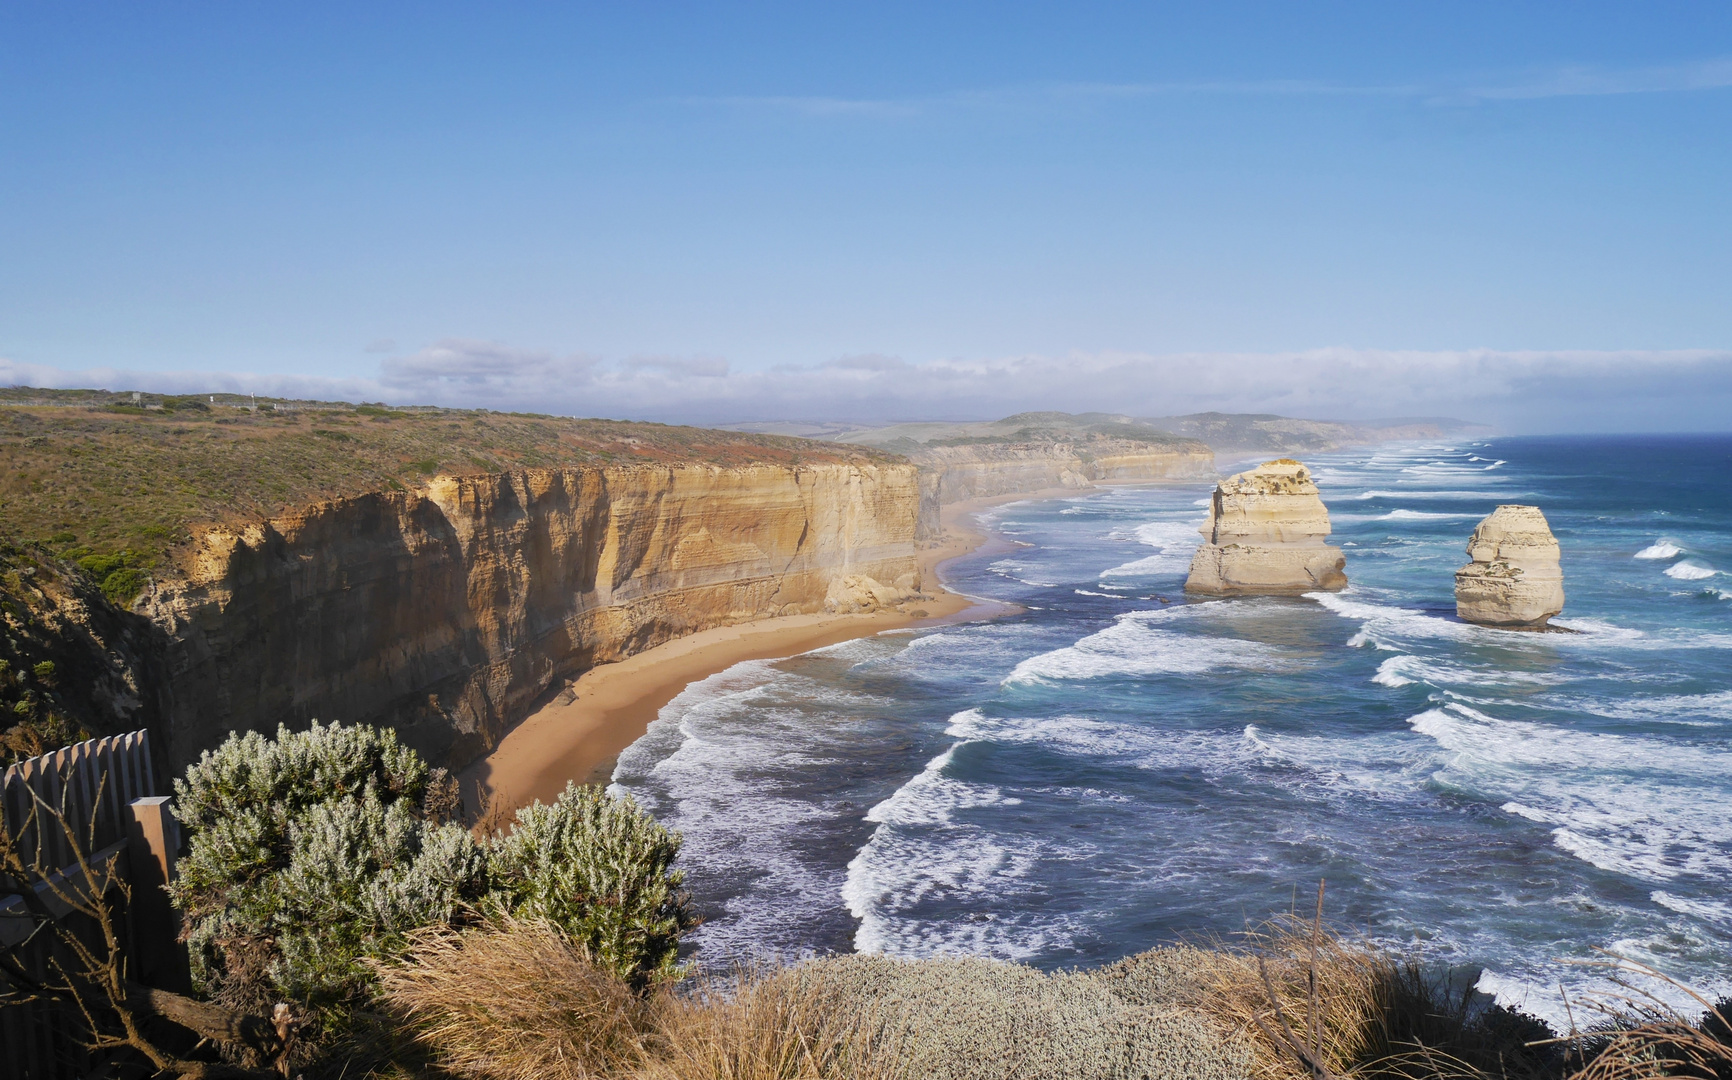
[1184,459,1347,595]
[1454,505,1565,627]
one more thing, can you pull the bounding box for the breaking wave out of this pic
[1665,561,1717,581]
[1634,541,1684,560]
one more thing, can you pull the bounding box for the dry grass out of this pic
[1175,887,1561,1080]
[374,925,1258,1080]
[641,963,906,1080]
[375,918,656,1080]
[1558,956,1732,1080]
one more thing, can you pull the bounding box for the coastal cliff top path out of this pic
[0,388,898,595]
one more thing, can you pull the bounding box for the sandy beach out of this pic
[461,492,1068,815]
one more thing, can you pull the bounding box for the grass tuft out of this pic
[377,918,655,1080]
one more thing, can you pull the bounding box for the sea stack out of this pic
[1454,505,1565,627]
[1184,458,1347,595]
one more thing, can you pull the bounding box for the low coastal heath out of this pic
[611,435,1732,1030]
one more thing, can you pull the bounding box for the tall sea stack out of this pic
[1184,458,1347,595]
[1454,505,1565,627]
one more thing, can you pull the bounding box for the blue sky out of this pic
[2,3,1730,429]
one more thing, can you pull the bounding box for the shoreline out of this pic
[461,490,1063,816]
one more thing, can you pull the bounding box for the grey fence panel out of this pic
[1,731,160,1080]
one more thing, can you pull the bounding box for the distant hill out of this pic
[803,410,1491,457]
[1136,412,1493,457]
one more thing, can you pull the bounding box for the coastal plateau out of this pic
[0,392,921,772]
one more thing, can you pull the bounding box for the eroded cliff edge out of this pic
[139,461,920,770]
[913,440,1215,539]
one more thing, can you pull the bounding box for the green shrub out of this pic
[99,567,147,605]
[76,551,128,578]
[170,723,695,1040]
[487,782,698,985]
[169,721,487,1021]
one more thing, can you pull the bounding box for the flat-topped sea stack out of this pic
[1184,458,1347,595]
[1454,505,1565,627]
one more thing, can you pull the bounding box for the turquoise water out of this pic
[612,435,1732,1024]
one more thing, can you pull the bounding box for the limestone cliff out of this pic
[911,440,1216,540]
[1454,505,1564,627]
[140,462,921,770]
[1184,459,1347,595]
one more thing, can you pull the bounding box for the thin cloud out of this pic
[682,56,1732,119]
[622,355,730,377]
[379,338,601,397]
[1457,56,1732,102]
[4,347,1728,435]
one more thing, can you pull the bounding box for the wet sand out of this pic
[460,492,1064,815]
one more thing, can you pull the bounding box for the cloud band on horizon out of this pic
[3,344,1729,434]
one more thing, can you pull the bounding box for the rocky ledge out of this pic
[1184,459,1347,596]
[1454,505,1565,628]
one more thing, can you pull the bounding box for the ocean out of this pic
[610,435,1732,1025]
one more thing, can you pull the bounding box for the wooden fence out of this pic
[1,731,184,1079]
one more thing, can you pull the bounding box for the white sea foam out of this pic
[1408,703,1732,883]
[1003,609,1282,686]
[1309,590,1482,644]
[608,658,922,957]
[951,709,1234,771]
[863,744,1009,827]
[1474,970,1574,1033]
[1074,589,1120,598]
[1373,653,1565,690]
[843,710,1060,958]
[988,559,1060,587]
[1372,656,1417,687]
[1664,561,1717,580]
[1567,690,1732,723]
[1100,519,1200,579]
[1652,891,1732,925]
[1376,509,1475,521]
[1634,541,1684,560]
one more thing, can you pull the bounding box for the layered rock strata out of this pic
[1454,505,1564,627]
[912,440,1216,540]
[140,462,921,770]
[1184,459,1347,595]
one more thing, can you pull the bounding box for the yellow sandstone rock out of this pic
[1184,459,1347,595]
[1454,505,1565,627]
[142,462,921,769]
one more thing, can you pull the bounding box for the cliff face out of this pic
[912,441,1216,539]
[141,462,920,770]
[1184,459,1347,595]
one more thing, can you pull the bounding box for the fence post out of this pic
[125,796,191,993]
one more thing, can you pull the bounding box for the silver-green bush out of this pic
[170,723,695,1033]
[486,781,698,985]
[170,722,487,1018]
